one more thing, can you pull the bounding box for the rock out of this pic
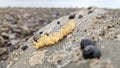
[0,36,5,47]
[96,15,105,19]
[88,10,94,14]
[68,14,76,19]
[87,7,92,10]
[0,48,7,56]
[39,31,43,34]
[78,15,83,19]
[39,19,45,23]
[7,7,120,68]
[21,45,28,51]
[57,21,60,24]
[0,54,8,60]
[1,32,9,40]
[20,26,31,35]
[0,61,6,68]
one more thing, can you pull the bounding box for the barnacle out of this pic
[33,20,76,49]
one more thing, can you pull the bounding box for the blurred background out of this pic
[0,0,120,8]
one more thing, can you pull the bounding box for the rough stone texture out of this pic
[6,7,120,68]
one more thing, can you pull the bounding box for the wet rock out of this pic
[0,36,5,47]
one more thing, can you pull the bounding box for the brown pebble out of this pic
[0,48,8,56]
[0,36,5,47]
[1,32,9,39]
[0,54,8,60]
[87,7,92,10]
[20,26,31,35]
[88,10,93,14]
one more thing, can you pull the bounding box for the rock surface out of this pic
[5,7,120,68]
[0,8,79,61]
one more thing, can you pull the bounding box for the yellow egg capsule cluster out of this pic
[33,20,76,49]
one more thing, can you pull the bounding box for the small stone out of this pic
[21,26,31,35]
[87,7,92,10]
[21,45,28,51]
[81,39,95,50]
[57,21,60,24]
[39,19,45,22]
[1,54,8,60]
[0,61,6,68]
[83,45,101,59]
[96,15,104,19]
[88,10,93,14]
[0,48,8,56]
[57,59,62,65]
[68,14,76,19]
[1,32,9,39]
[78,15,83,19]
[0,36,5,47]
[39,31,43,34]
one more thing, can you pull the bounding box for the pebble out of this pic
[0,54,8,60]
[0,61,6,68]
[21,45,28,51]
[39,31,43,34]
[57,21,60,24]
[0,36,5,47]
[96,15,104,19]
[87,7,92,10]
[80,39,95,50]
[21,26,31,35]
[78,15,83,19]
[68,14,76,19]
[0,48,7,56]
[82,45,101,59]
[88,10,94,14]
[39,19,45,23]
[1,32,9,40]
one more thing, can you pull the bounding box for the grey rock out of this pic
[7,7,120,68]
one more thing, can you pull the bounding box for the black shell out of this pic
[80,39,95,50]
[82,45,101,59]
